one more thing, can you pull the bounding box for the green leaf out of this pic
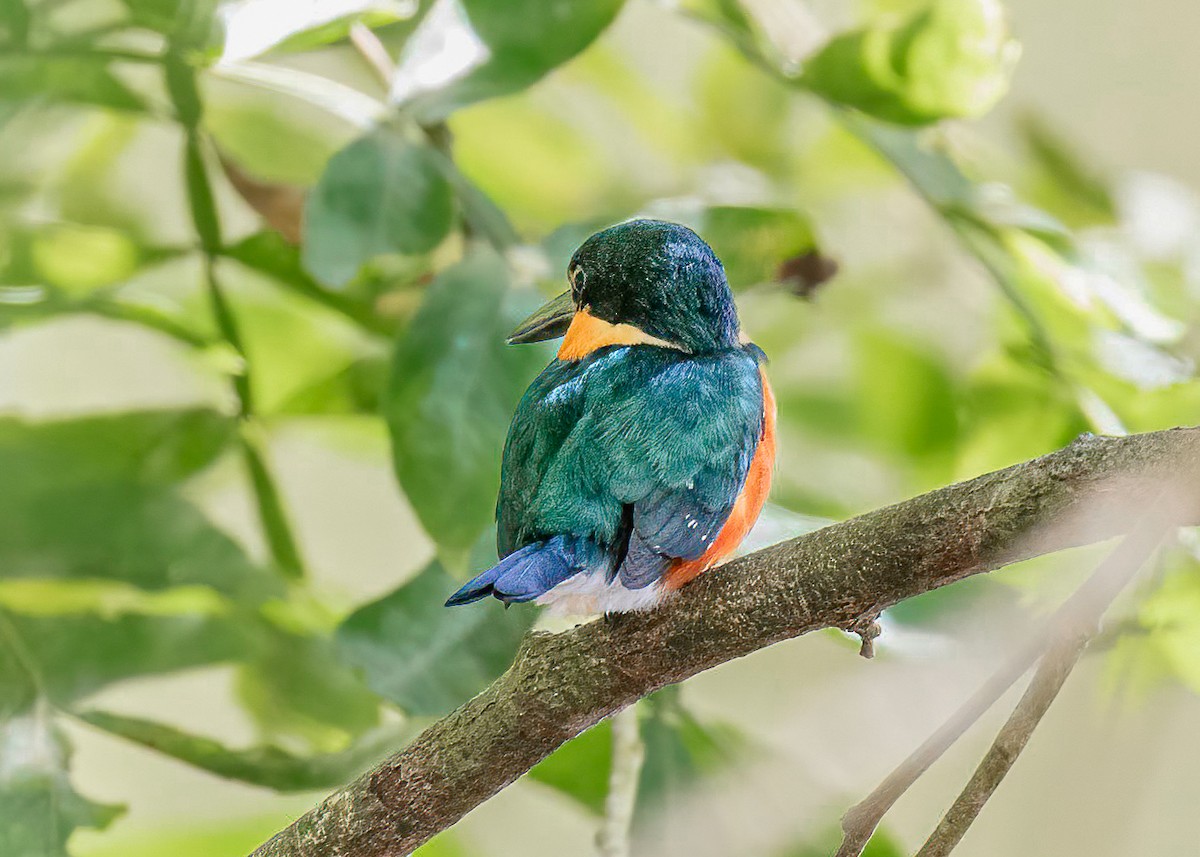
[697,206,820,291]
[801,0,1018,125]
[25,224,142,295]
[527,691,749,823]
[0,411,281,600]
[0,614,38,719]
[0,617,124,852]
[226,230,321,285]
[0,2,30,45]
[679,0,757,45]
[854,332,959,465]
[1018,113,1116,225]
[634,692,748,826]
[0,409,233,490]
[843,114,1098,384]
[393,0,627,119]
[0,55,145,113]
[302,129,454,287]
[236,633,382,751]
[5,611,254,705]
[223,231,393,335]
[527,718,613,814]
[336,560,534,716]
[274,356,390,415]
[119,0,221,48]
[384,252,547,550]
[0,483,279,597]
[79,712,407,792]
[842,113,974,209]
[967,185,1072,254]
[0,716,122,857]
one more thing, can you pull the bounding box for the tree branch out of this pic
[249,428,1200,857]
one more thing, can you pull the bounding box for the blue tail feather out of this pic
[445,537,588,607]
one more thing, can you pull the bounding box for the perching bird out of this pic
[446,219,776,615]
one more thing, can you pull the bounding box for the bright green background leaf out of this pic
[395,0,628,119]
[801,0,1018,125]
[384,252,547,551]
[0,412,280,600]
[0,717,122,857]
[336,560,534,715]
[79,711,406,792]
[0,56,145,113]
[303,130,454,287]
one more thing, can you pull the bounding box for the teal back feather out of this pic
[497,344,763,560]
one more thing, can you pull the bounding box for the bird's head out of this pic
[508,219,740,357]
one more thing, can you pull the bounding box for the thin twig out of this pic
[165,42,307,579]
[913,633,1085,857]
[834,502,1177,857]
[0,608,46,702]
[912,506,1176,856]
[597,705,645,857]
[349,22,395,89]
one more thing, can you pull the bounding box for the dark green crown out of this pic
[568,219,740,353]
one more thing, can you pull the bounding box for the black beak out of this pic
[506,291,575,344]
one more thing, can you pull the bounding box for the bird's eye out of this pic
[569,265,586,299]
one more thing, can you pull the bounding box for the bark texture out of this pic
[251,428,1200,857]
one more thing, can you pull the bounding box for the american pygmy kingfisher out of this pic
[446,219,776,614]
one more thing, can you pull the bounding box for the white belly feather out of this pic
[536,572,666,616]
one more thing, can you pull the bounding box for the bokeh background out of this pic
[3,1,1200,855]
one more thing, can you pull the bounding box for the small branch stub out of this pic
[851,614,883,659]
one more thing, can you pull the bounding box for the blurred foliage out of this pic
[528,686,750,823]
[1,0,1199,855]
[336,554,536,715]
[384,255,549,553]
[302,129,454,286]
[801,0,1018,124]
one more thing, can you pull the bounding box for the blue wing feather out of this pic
[618,529,671,590]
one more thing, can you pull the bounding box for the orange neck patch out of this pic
[557,309,679,361]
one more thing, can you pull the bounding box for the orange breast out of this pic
[664,368,776,590]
